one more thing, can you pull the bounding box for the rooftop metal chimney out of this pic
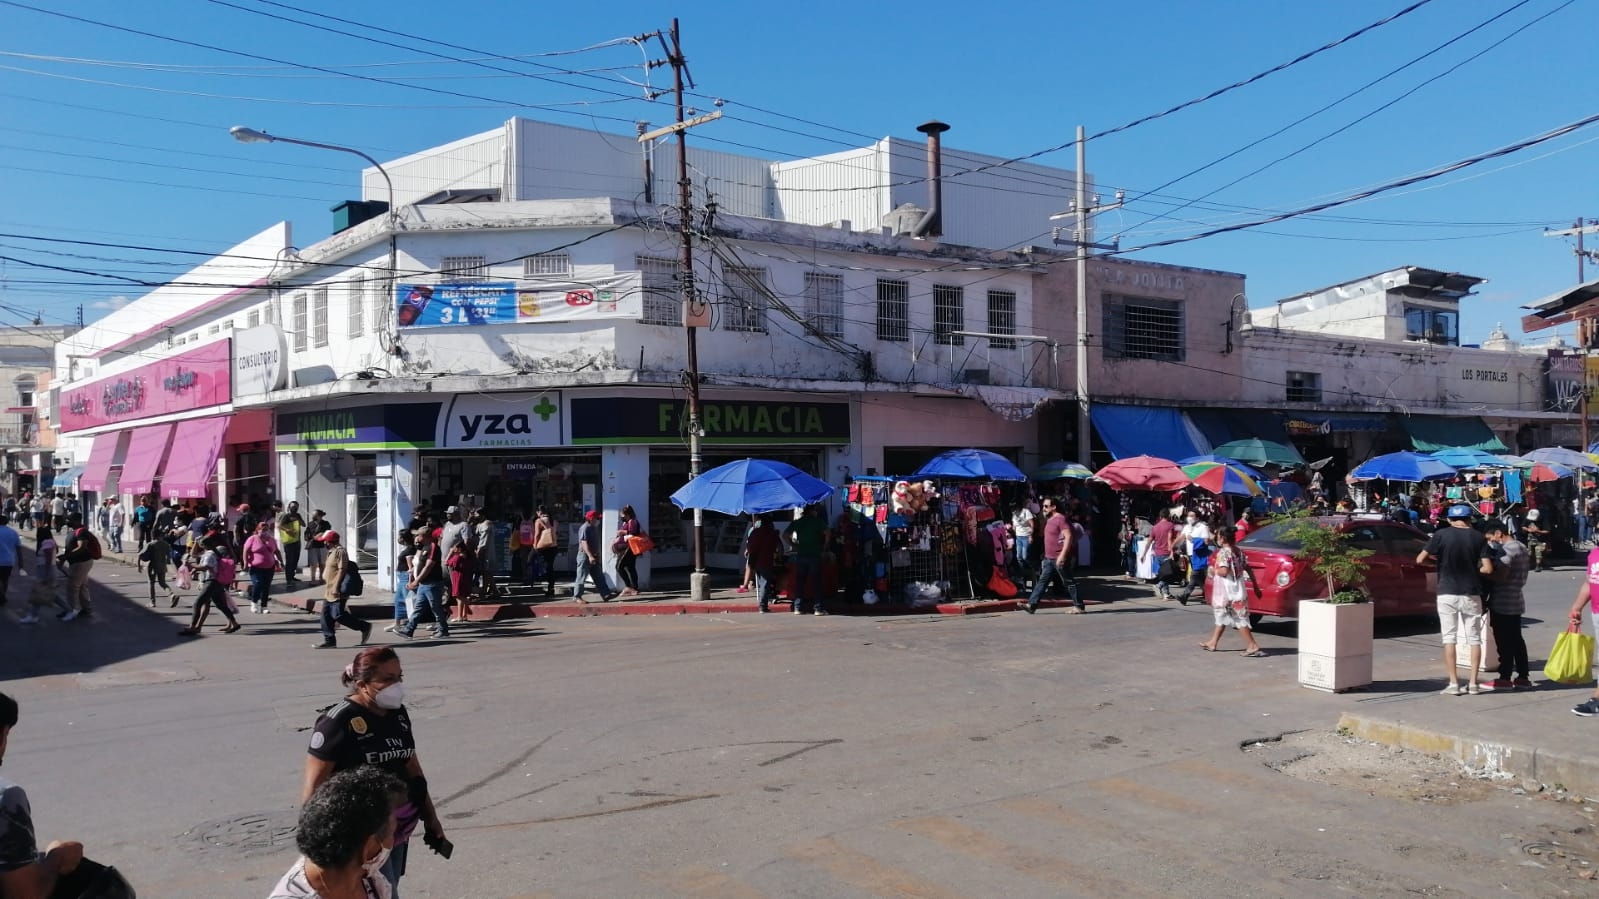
[912,120,949,239]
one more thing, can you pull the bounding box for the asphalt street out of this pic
[3,561,1598,897]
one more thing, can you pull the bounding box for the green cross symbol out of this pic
[532,397,558,422]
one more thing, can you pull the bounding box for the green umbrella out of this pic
[1030,460,1094,481]
[1211,438,1304,467]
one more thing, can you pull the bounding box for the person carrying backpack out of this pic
[56,513,101,621]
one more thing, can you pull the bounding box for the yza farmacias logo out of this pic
[454,395,559,443]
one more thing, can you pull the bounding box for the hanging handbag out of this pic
[339,568,365,597]
[626,533,654,555]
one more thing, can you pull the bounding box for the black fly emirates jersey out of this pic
[308,699,416,778]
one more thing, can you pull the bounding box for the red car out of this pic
[1207,516,1437,622]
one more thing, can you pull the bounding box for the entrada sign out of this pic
[571,397,849,445]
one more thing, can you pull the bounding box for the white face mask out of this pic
[363,844,392,879]
[372,683,406,710]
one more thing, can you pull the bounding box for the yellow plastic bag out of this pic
[1544,626,1595,685]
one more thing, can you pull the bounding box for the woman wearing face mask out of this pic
[270,765,405,899]
[301,648,447,898]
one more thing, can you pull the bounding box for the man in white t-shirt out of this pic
[1173,511,1214,607]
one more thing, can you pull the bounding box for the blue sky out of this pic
[1,0,1594,344]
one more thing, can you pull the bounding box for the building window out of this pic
[804,272,844,338]
[524,253,571,277]
[1404,306,1458,346]
[207,323,220,336]
[722,265,767,333]
[247,308,260,329]
[876,279,909,342]
[1103,294,1184,361]
[1286,371,1322,403]
[349,276,366,338]
[638,255,680,326]
[371,279,388,333]
[987,290,1017,349]
[934,284,965,346]
[292,292,308,352]
[14,376,34,409]
[311,288,330,348]
[440,255,488,283]
[265,301,277,326]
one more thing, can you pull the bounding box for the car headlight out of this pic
[1275,571,1291,587]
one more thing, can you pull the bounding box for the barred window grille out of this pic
[264,301,277,326]
[987,290,1017,349]
[933,284,965,346]
[637,255,681,325]
[348,275,366,338]
[371,278,388,332]
[1102,294,1184,361]
[440,255,489,283]
[804,272,844,338]
[722,265,767,333]
[247,309,260,329]
[876,279,909,342]
[524,253,571,277]
[1286,371,1322,403]
[311,287,330,348]
[291,293,308,352]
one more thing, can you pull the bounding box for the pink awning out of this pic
[118,424,175,494]
[161,416,231,499]
[77,432,122,492]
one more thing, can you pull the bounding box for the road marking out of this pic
[786,836,964,899]
[897,815,1158,898]
[652,864,768,898]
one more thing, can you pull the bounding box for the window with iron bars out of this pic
[934,284,965,346]
[876,279,909,342]
[348,275,365,338]
[312,287,330,348]
[722,265,767,333]
[1286,371,1322,403]
[291,292,308,353]
[804,272,844,338]
[987,290,1017,349]
[439,255,489,283]
[247,308,260,329]
[1102,294,1184,361]
[524,253,571,277]
[637,255,681,325]
[371,278,388,333]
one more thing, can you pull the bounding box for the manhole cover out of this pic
[186,810,298,855]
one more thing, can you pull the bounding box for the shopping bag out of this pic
[1544,625,1596,685]
[176,566,192,590]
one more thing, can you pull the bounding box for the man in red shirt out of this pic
[745,517,782,614]
[1023,497,1084,614]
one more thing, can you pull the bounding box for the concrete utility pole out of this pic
[1545,219,1599,450]
[642,19,720,601]
[1051,126,1121,466]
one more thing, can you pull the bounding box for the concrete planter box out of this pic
[1298,599,1374,693]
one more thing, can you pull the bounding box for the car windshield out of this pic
[1239,520,1305,550]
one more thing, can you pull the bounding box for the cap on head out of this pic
[315,530,340,544]
[1527,509,1541,521]
[446,505,461,515]
[585,510,600,521]
[1446,504,1474,521]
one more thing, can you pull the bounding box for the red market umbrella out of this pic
[1528,461,1574,484]
[1094,455,1189,491]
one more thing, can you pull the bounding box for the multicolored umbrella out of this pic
[1180,462,1263,497]
[1177,454,1265,479]
[1094,455,1189,491]
[1528,461,1574,484]
[1211,438,1305,468]
[1029,460,1094,481]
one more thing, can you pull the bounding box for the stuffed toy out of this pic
[891,480,913,514]
[904,481,930,513]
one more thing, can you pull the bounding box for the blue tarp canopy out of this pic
[1090,404,1205,461]
[1184,409,1293,448]
[1399,415,1508,453]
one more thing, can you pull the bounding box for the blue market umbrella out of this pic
[1524,446,1599,470]
[1029,459,1094,481]
[912,448,1027,481]
[1177,454,1265,479]
[669,459,834,516]
[1350,451,1457,483]
[1428,447,1511,470]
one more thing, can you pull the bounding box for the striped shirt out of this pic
[1489,539,1528,617]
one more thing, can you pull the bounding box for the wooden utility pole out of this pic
[643,19,720,601]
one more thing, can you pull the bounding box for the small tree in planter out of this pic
[1270,511,1372,603]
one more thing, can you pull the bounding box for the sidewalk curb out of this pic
[1336,711,1599,799]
